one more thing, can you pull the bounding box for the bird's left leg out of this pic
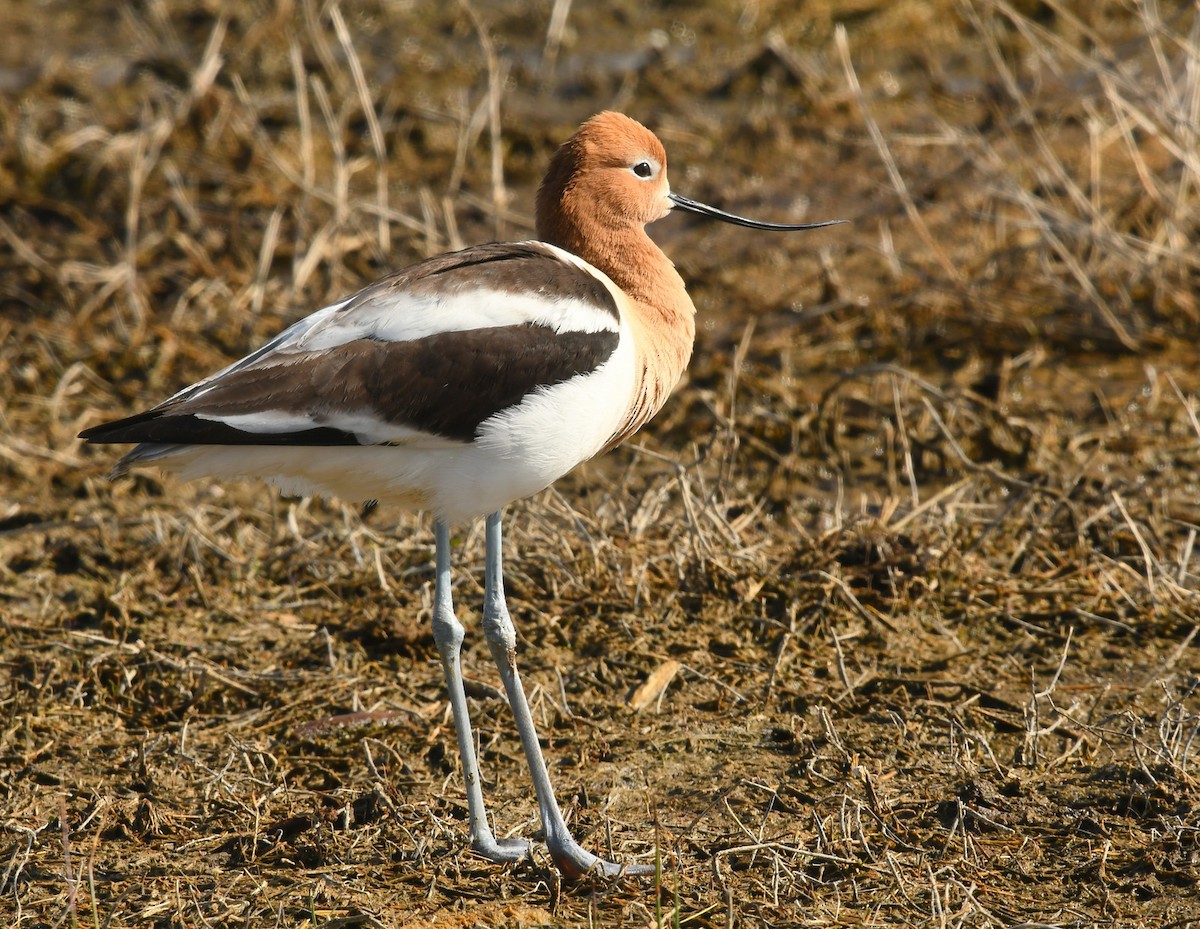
[429,517,530,863]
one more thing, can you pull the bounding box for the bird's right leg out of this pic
[479,511,652,879]
[430,517,530,863]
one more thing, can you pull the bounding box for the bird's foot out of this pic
[547,836,654,880]
[471,834,532,864]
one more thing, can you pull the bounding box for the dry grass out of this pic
[2,0,1199,926]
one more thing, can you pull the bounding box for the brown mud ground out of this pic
[3,1,1200,926]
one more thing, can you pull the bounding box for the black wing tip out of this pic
[79,411,158,445]
[80,424,121,443]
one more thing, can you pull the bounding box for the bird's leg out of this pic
[480,511,651,879]
[430,517,530,863]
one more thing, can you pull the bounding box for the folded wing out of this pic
[81,242,624,462]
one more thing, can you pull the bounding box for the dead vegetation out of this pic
[2,0,1199,926]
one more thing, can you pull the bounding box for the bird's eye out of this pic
[632,161,653,178]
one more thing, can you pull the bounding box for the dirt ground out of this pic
[3,0,1199,926]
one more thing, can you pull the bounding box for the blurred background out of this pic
[2,1,1199,926]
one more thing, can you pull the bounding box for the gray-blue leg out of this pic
[480,511,650,878]
[430,517,530,863]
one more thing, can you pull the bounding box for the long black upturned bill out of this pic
[668,192,845,231]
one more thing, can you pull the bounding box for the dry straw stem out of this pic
[329,3,391,255]
[459,0,510,240]
[835,24,963,285]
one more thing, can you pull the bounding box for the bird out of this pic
[79,111,843,878]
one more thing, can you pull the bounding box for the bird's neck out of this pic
[550,220,696,334]
[585,224,694,353]
[547,222,697,451]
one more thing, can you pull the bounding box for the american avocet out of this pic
[80,112,842,878]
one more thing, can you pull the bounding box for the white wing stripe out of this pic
[295,289,619,354]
